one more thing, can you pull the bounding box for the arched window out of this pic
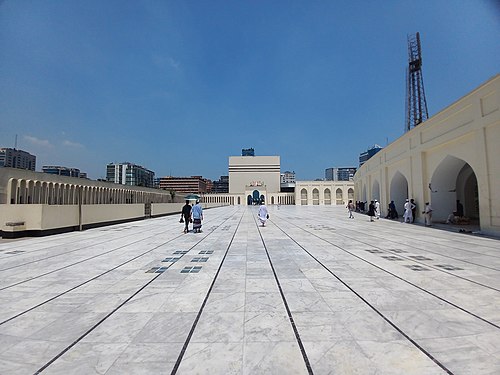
[301,188,308,205]
[313,188,319,205]
[336,188,343,205]
[324,188,331,205]
[348,188,354,201]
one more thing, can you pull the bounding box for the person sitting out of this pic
[446,212,457,224]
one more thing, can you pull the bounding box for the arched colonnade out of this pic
[7,178,170,205]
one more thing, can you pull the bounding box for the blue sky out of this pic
[1,1,499,181]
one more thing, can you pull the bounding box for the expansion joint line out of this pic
[255,216,314,375]
[272,219,454,375]
[278,215,500,330]
[33,210,241,374]
[170,210,245,375]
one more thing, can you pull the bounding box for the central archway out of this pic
[252,190,260,205]
[390,171,409,217]
[430,155,479,223]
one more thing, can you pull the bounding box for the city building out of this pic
[242,148,255,156]
[325,167,357,181]
[212,176,229,194]
[280,171,295,184]
[359,145,383,167]
[106,162,155,188]
[42,166,82,178]
[280,170,295,192]
[159,176,210,194]
[0,148,36,171]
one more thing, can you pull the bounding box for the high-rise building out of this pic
[106,162,155,188]
[325,167,357,181]
[359,145,383,167]
[0,148,36,171]
[159,176,210,194]
[212,176,229,193]
[280,171,295,184]
[242,148,255,156]
[42,166,82,178]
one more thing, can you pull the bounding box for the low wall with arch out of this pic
[354,74,500,236]
[295,181,354,206]
[0,168,225,237]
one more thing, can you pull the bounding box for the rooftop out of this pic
[0,206,499,374]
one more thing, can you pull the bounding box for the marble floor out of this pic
[0,205,499,375]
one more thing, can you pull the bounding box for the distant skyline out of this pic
[1,1,499,181]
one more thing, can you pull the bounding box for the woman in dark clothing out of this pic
[181,200,192,233]
[368,201,376,222]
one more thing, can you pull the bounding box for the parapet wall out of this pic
[0,202,224,238]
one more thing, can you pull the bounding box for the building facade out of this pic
[159,176,210,194]
[106,162,155,188]
[228,155,281,205]
[325,167,357,181]
[242,148,255,156]
[43,166,82,178]
[280,171,296,184]
[354,74,500,236]
[0,148,36,171]
[212,176,229,193]
[359,145,383,167]
[295,181,354,206]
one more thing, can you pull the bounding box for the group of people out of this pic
[180,200,204,233]
[180,199,270,232]
[351,198,434,226]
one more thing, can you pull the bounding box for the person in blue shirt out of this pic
[191,200,203,233]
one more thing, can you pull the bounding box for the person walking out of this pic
[423,202,433,226]
[374,199,380,219]
[347,200,355,219]
[180,200,192,233]
[368,201,376,222]
[191,200,203,233]
[388,200,398,219]
[258,201,269,227]
[403,199,414,223]
[410,199,417,223]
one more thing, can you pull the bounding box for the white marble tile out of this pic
[303,340,377,375]
[113,342,184,365]
[244,292,285,312]
[81,312,154,343]
[203,292,245,313]
[0,205,499,374]
[42,342,128,375]
[243,341,308,375]
[244,311,295,342]
[175,342,243,375]
[158,292,206,313]
[132,312,197,344]
[191,312,245,343]
[245,278,279,293]
[355,339,445,375]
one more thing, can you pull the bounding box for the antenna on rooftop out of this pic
[14,134,18,149]
[405,32,429,132]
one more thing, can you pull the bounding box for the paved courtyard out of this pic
[0,205,499,374]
